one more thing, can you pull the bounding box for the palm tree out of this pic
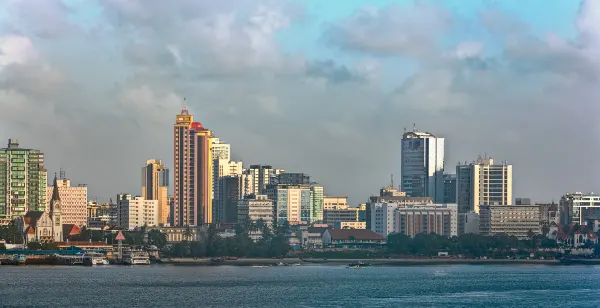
[182,225,193,242]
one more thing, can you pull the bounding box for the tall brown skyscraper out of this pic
[142,159,169,226]
[173,106,214,226]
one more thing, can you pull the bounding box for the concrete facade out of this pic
[401,130,445,203]
[479,204,540,239]
[45,178,87,226]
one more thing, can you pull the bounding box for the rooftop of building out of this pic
[326,229,385,241]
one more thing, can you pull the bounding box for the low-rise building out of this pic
[479,204,540,239]
[394,204,457,237]
[300,226,329,249]
[336,221,366,229]
[117,195,158,230]
[148,226,207,243]
[323,208,359,227]
[322,229,386,248]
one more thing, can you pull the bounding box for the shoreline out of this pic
[162,257,600,266]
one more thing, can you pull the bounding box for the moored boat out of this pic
[122,250,150,265]
[83,252,109,265]
[14,254,26,265]
[347,261,370,268]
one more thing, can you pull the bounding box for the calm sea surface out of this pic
[1,264,600,307]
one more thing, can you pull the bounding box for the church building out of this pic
[15,174,63,243]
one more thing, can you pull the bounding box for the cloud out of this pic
[0,0,599,207]
[305,60,365,84]
[325,2,452,57]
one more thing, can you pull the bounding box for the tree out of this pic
[541,225,550,237]
[27,241,42,250]
[0,222,23,244]
[147,230,168,249]
[41,242,58,250]
[182,225,193,242]
[0,242,6,250]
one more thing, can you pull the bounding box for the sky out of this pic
[1,0,599,205]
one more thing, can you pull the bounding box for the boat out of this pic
[122,250,150,265]
[251,265,269,268]
[83,252,109,265]
[277,262,285,266]
[347,261,371,268]
[291,263,301,266]
[14,254,26,265]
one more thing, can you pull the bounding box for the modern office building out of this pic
[559,193,600,226]
[246,165,285,195]
[368,202,399,237]
[142,159,169,226]
[117,194,159,230]
[400,128,445,203]
[173,107,214,226]
[323,196,349,210]
[479,204,540,239]
[267,184,311,224]
[237,194,275,227]
[275,173,310,185]
[45,177,87,226]
[216,175,244,223]
[443,174,457,203]
[0,139,47,224]
[456,157,512,234]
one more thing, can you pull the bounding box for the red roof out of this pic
[327,229,385,241]
[191,122,203,130]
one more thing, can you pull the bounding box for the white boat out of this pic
[122,250,150,265]
[83,252,109,265]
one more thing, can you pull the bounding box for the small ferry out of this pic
[83,252,109,266]
[347,261,371,268]
[14,254,26,265]
[122,250,150,265]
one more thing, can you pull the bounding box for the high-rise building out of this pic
[173,107,214,226]
[0,139,48,224]
[247,165,284,195]
[217,175,244,223]
[142,159,169,226]
[275,173,310,185]
[211,138,230,161]
[456,157,512,235]
[400,128,445,203]
[456,157,513,213]
[310,185,324,223]
[443,174,457,203]
[479,204,540,239]
[213,158,242,219]
[45,176,87,226]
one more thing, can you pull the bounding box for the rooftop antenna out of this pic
[413,123,417,132]
[403,127,407,134]
[60,168,66,180]
[390,174,394,188]
[181,97,189,115]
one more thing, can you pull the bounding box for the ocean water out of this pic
[1,264,599,307]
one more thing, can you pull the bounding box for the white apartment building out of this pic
[237,194,274,226]
[559,192,600,225]
[45,178,87,226]
[323,196,349,210]
[267,184,311,224]
[246,165,285,195]
[211,138,231,160]
[117,195,158,230]
[401,129,445,203]
[369,203,399,237]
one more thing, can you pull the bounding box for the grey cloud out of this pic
[305,60,365,84]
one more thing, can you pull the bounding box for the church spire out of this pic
[51,173,61,202]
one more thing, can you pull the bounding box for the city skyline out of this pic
[1,1,599,205]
